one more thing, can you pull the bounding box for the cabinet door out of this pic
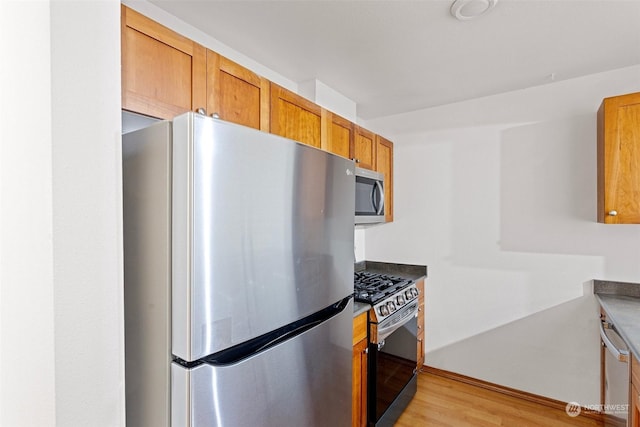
[207,51,270,131]
[597,92,640,223]
[322,111,354,159]
[354,126,376,170]
[633,355,640,427]
[352,338,368,427]
[270,83,322,148]
[376,136,394,222]
[121,5,206,119]
[352,312,367,427]
[632,383,640,427]
[415,279,425,370]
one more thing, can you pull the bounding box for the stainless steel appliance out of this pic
[354,271,419,427]
[355,167,385,224]
[601,316,630,427]
[122,112,355,427]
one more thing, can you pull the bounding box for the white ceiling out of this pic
[150,0,640,120]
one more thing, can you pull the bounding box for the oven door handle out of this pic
[377,303,418,342]
[600,321,629,363]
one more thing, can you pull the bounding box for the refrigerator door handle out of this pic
[253,319,324,353]
[200,296,352,366]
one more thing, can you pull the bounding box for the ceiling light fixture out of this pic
[450,0,498,20]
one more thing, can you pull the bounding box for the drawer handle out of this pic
[600,321,629,362]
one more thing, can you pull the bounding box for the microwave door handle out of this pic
[373,181,384,215]
[370,183,378,213]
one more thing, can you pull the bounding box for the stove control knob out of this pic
[378,305,389,316]
[411,288,419,298]
[387,301,396,313]
[395,294,405,305]
[404,290,413,300]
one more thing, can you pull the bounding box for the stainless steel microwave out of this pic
[355,167,385,224]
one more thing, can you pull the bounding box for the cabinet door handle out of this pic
[608,210,618,216]
[195,107,206,115]
[211,112,220,119]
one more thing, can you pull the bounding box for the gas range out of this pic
[354,271,418,323]
[354,270,420,426]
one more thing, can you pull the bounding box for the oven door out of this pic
[368,303,418,427]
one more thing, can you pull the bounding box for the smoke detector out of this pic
[450,0,498,20]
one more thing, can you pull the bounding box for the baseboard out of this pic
[421,365,604,423]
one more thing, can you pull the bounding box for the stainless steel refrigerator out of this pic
[122,112,355,427]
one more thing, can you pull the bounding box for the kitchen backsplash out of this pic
[355,228,366,262]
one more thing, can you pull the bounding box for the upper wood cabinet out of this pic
[121,5,206,120]
[120,9,395,223]
[597,92,640,224]
[376,136,394,222]
[270,83,322,148]
[354,126,377,170]
[322,111,354,159]
[206,51,270,131]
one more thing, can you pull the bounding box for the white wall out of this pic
[1,1,125,426]
[364,65,640,405]
[354,229,366,262]
[50,1,125,425]
[299,79,358,122]
[1,2,56,425]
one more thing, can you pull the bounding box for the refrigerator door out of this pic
[171,298,353,427]
[172,113,355,362]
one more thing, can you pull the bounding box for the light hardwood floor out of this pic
[394,371,603,427]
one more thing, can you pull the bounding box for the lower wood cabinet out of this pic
[632,383,640,427]
[416,278,425,370]
[352,312,368,427]
[632,354,640,427]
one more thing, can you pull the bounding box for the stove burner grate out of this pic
[354,271,413,304]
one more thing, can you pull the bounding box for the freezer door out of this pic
[172,113,356,361]
[171,299,353,427]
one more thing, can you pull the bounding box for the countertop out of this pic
[352,261,428,317]
[594,280,640,360]
[355,260,428,281]
[353,302,371,317]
